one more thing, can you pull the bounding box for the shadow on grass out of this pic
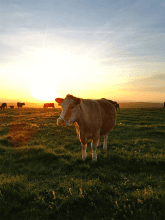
[0,138,12,147]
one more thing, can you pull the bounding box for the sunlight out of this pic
[29,48,88,100]
[28,48,122,101]
[31,77,59,101]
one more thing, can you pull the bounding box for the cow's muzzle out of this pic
[57,118,65,126]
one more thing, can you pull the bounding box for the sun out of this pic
[31,80,59,102]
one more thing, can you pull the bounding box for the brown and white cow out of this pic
[55,94,116,161]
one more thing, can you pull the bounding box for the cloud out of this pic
[145,74,165,82]
[115,73,165,93]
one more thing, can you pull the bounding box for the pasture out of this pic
[0,107,165,220]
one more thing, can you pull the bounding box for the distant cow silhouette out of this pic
[17,102,25,108]
[115,103,120,111]
[9,105,14,109]
[102,99,120,111]
[44,103,54,108]
[0,103,7,109]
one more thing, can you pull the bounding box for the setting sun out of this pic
[31,79,59,101]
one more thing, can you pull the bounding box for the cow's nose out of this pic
[57,118,65,126]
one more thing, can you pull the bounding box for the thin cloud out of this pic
[115,73,165,93]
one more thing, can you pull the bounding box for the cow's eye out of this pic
[71,105,74,109]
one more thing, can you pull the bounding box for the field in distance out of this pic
[0,107,165,219]
[0,101,164,109]
[119,102,164,108]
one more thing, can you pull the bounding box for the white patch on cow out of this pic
[58,98,75,126]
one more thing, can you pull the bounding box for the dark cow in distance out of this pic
[102,99,120,111]
[44,103,54,108]
[0,103,7,109]
[115,103,120,111]
[17,102,25,108]
[55,94,116,161]
[9,105,14,109]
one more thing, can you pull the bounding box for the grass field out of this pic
[0,107,165,220]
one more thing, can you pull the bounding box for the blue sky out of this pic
[0,0,165,102]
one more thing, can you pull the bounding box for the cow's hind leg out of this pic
[103,134,108,150]
[82,144,87,160]
[91,141,98,161]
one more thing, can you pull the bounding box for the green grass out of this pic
[0,108,165,220]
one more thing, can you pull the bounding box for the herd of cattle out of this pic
[0,102,25,109]
[0,98,120,112]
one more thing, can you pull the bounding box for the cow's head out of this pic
[55,94,81,126]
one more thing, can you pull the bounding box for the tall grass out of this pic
[0,108,165,219]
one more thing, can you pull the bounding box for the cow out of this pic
[9,105,14,109]
[115,103,120,111]
[44,103,55,108]
[102,99,120,111]
[17,102,25,108]
[55,94,116,161]
[0,103,7,109]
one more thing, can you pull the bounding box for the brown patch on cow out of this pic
[65,94,81,105]
[64,104,74,120]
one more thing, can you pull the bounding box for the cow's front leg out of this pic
[91,141,97,161]
[97,138,101,147]
[82,144,87,160]
[103,134,108,150]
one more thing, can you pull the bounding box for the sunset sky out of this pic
[0,0,165,103]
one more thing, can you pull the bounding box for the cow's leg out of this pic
[91,141,97,161]
[103,134,108,150]
[82,144,87,160]
[97,138,101,147]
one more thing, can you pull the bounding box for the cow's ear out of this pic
[55,98,64,103]
[76,98,81,105]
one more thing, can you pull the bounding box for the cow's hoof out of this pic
[92,155,97,161]
[103,145,107,150]
[82,154,87,160]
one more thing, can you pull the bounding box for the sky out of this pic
[0,0,165,103]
